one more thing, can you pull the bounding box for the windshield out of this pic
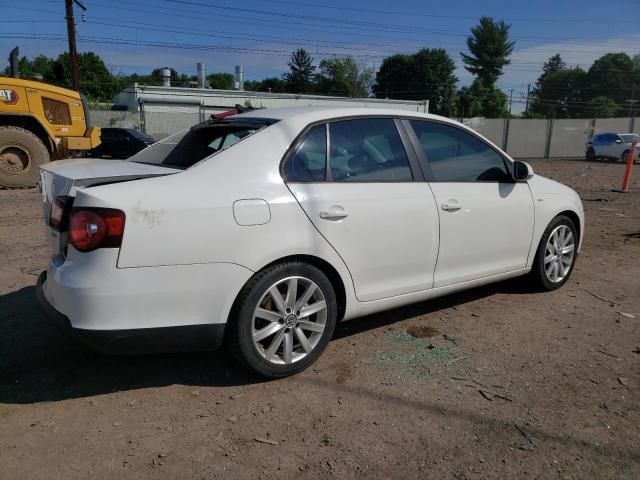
[128,118,277,169]
[621,134,640,143]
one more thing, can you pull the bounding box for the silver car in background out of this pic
[586,132,640,162]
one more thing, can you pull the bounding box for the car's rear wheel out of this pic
[226,262,337,378]
[586,147,595,161]
[530,215,578,291]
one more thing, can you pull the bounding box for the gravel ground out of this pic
[0,159,639,479]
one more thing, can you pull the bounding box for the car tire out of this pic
[621,150,630,163]
[530,215,578,291]
[586,147,595,161]
[225,261,338,378]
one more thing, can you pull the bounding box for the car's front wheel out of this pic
[226,262,338,378]
[531,215,578,291]
[621,150,629,163]
[586,147,595,161]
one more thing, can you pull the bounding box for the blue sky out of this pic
[3,0,640,112]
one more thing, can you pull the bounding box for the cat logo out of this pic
[0,89,19,105]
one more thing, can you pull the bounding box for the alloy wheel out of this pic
[544,225,575,283]
[252,276,327,365]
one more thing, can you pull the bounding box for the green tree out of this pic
[206,72,234,89]
[586,52,633,107]
[244,77,288,93]
[529,67,588,118]
[315,56,375,97]
[586,96,618,118]
[284,49,316,93]
[541,54,566,77]
[374,48,457,115]
[460,17,515,86]
[3,55,55,79]
[456,79,508,118]
[50,52,120,102]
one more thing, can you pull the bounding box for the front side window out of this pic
[42,98,71,125]
[281,125,327,182]
[329,119,412,182]
[409,120,511,182]
[621,134,640,143]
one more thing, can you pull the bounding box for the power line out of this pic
[249,0,637,24]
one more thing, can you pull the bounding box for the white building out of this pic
[113,84,429,139]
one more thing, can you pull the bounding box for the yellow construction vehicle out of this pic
[0,76,101,188]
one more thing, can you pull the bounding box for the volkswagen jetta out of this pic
[36,107,584,378]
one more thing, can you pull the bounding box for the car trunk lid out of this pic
[39,158,179,256]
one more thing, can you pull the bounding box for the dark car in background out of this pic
[89,128,155,159]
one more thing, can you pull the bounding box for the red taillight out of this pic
[69,208,125,252]
[49,196,72,231]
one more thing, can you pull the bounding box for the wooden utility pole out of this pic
[64,0,86,91]
[503,89,514,151]
[524,83,531,115]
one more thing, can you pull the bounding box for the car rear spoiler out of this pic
[211,104,260,119]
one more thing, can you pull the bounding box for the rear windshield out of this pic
[129,117,277,169]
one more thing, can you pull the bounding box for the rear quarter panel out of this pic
[72,123,357,309]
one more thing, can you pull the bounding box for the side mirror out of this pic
[615,139,622,144]
[513,161,534,181]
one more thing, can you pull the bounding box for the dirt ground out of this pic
[0,159,639,479]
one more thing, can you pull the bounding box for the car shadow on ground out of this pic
[0,278,539,404]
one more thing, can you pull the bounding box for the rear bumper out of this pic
[36,271,226,354]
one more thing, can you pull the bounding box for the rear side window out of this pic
[281,125,327,182]
[329,118,412,182]
[42,98,71,125]
[409,120,511,182]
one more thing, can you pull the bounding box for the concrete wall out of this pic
[463,116,639,159]
[547,119,592,158]
[466,118,505,149]
[506,119,548,158]
[90,111,138,129]
[92,108,640,155]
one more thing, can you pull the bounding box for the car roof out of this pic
[233,106,453,126]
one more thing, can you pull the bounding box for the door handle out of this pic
[319,206,349,221]
[441,203,461,212]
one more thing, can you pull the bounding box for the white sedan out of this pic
[36,107,584,378]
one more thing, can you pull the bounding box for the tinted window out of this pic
[409,120,511,182]
[112,130,128,142]
[101,129,115,141]
[42,98,71,125]
[281,125,327,182]
[329,119,412,182]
